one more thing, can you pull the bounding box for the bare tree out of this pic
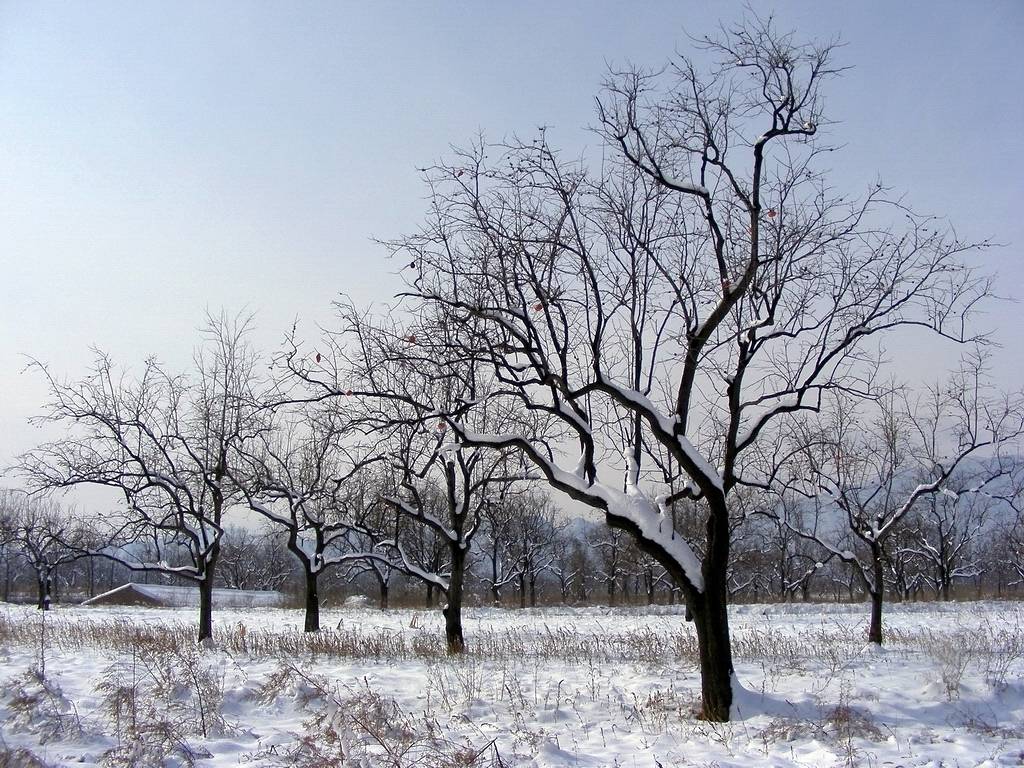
[481,489,562,608]
[589,528,628,606]
[216,524,294,592]
[19,313,262,641]
[282,302,527,652]
[787,361,1023,643]
[0,490,86,609]
[381,14,997,718]
[908,483,994,600]
[478,484,528,606]
[509,492,562,608]
[231,404,384,631]
[549,525,590,604]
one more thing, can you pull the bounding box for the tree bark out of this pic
[867,588,883,644]
[36,570,50,611]
[866,544,885,644]
[198,574,214,642]
[304,570,321,632]
[691,594,734,722]
[443,547,466,653]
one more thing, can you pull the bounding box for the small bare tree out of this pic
[908,483,994,600]
[0,490,86,609]
[231,404,384,631]
[19,313,262,641]
[786,361,1023,643]
[216,524,294,592]
[282,302,528,652]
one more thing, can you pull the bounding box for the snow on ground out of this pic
[1,600,1023,766]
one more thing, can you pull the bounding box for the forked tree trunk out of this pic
[304,570,321,632]
[609,499,734,722]
[378,578,389,610]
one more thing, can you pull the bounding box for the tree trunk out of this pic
[36,570,50,611]
[490,551,501,606]
[197,539,222,643]
[868,588,883,644]
[198,574,214,642]
[443,547,466,654]
[426,582,435,607]
[690,571,734,722]
[529,574,537,607]
[304,570,321,632]
[867,547,884,644]
[608,497,735,722]
[379,579,389,610]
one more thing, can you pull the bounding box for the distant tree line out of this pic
[4,467,1023,612]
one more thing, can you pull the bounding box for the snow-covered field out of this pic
[1,600,1023,767]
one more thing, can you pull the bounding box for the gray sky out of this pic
[1,1,1023,485]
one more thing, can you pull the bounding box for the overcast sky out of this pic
[1,1,1022,487]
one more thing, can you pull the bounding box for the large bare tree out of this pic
[380,17,994,719]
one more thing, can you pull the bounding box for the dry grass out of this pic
[246,662,505,767]
[0,605,1022,766]
[2,669,82,745]
[0,742,55,768]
